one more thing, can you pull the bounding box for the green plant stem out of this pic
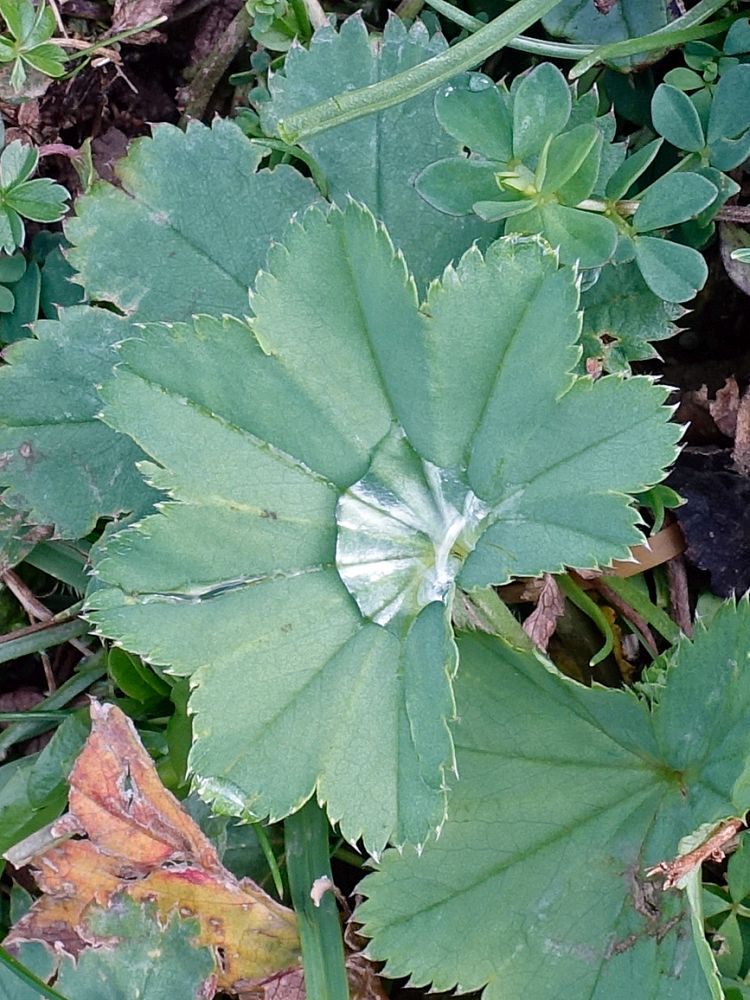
[557,574,614,667]
[0,612,88,666]
[600,576,681,645]
[464,587,534,651]
[421,0,590,59]
[0,650,105,760]
[285,798,349,1000]
[289,0,312,41]
[569,12,737,79]
[276,0,562,143]
[254,821,286,899]
[61,15,168,62]
[0,947,70,1000]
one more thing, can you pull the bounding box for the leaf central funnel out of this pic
[335,429,489,629]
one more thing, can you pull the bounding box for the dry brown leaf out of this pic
[733,385,750,476]
[110,0,179,42]
[4,701,301,995]
[523,573,564,651]
[709,377,741,438]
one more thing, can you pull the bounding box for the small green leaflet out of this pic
[88,203,679,853]
[359,600,750,999]
[260,14,493,290]
[65,118,320,322]
[55,897,214,1000]
[0,306,156,538]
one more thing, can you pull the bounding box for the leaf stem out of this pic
[285,798,349,1000]
[600,576,681,645]
[557,574,614,667]
[421,0,591,59]
[0,611,88,666]
[59,15,168,60]
[463,587,535,651]
[276,0,562,143]
[569,11,737,80]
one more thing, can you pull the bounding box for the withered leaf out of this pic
[4,701,301,995]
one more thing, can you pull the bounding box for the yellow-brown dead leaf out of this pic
[4,701,300,994]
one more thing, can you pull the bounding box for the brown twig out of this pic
[716,206,750,223]
[179,3,253,124]
[0,572,90,656]
[666,556,692,636]
[2,569,53,622]
[646,817,745,889]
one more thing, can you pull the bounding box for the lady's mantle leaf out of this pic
[65,118,320,322]
[580,261,683,373]
[359,600,750,999]
[4,121,318,540]
[543,0,672,68]
[0,306,156,537]
[87,203,679,853]
[260,14,492,290]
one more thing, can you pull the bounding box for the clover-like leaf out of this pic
[0,306,156,537]
[260,14,492,290]
[359,600,750,999]
[87,204,679,853]
[419,64,623,269]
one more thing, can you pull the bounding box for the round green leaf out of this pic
[434,73,512,162]
[3,178,68,223]
[0,284,14,312]
[539,123,600,196]
[0,251,25,283]
[651,84,705,153]
[0,139,37,188]
[605,138,664,201]
[88,205,679,853]
[707,64,750,144]
[633,173,717,234]
[512,63,571,161]
[415,157,500,216]
[506,202,618,269]
[634,235,709,302]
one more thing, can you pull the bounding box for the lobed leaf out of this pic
[580,260,683,373]
[65,118,320,322]
[359,600,750,999]
[55,898,215,1000]
[260,14,492,290]
[87,205,679,852]
[0,306,156,537]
